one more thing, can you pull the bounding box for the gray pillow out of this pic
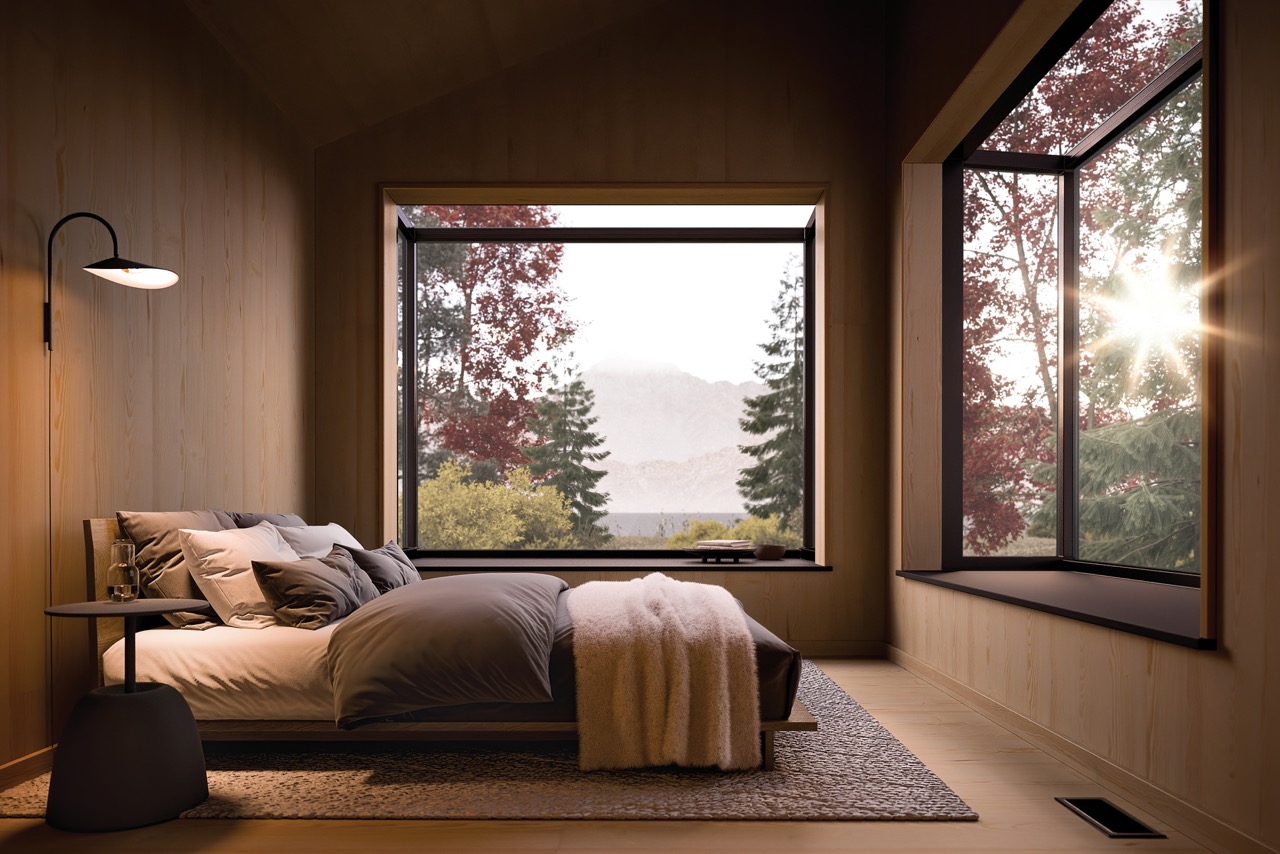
[336,541,419,594]
[115,510,230,629]
[223,511,307,529]
[252,547,379,629]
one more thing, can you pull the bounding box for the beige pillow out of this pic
[274,522,362,558]
[179,522,300,628]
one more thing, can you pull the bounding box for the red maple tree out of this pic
[406,204,576,475]
[961,0,1201,555]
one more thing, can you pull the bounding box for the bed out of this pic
[85,517,815,769]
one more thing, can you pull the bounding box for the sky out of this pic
[548,205,811,384]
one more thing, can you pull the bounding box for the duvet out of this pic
[328,572,568,728]
[325,571,801,731]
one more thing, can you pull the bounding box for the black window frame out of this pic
[396,207,818,562]
[940,2,1213,590]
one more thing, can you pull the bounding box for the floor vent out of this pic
[1055,797,1166,838]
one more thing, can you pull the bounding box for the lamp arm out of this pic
[45,212,120,351]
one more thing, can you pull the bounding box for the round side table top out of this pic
[45,598,209,618]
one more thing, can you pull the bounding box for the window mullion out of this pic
[402,237,419,549]
[802,215,817,554]
[1058,170,1080,560]
[941,159,966,566]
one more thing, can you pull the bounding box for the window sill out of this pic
[414,556,831,572]
[897,569,1213,649]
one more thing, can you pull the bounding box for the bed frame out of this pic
[85,518,816,769]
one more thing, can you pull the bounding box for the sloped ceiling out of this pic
[183,0,669,147]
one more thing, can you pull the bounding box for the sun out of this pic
[1088,256,1201,396]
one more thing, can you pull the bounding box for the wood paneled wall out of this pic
[0,0,313,767]
[314,0,888,654]
[891,0,1280,850]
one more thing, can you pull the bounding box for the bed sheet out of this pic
[103,622,337,720]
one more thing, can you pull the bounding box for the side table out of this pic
[44,598,211,832]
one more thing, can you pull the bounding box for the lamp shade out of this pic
[83,256,179,289]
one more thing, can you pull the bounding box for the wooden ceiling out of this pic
[183,0,669,147]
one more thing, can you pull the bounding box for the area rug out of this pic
[0,662,976,821]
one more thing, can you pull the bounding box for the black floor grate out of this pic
[1056,797,1166,838]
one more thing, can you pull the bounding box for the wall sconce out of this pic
[45,212,179,350]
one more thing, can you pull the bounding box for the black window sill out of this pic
[897,569,1214,649]
[414,556,831,572]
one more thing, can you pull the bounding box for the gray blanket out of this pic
[327,572,567,728]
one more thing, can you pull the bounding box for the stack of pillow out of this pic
[116,510,420,631]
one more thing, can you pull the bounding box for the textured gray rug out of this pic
[0,662,976,821]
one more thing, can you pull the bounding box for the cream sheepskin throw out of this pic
[567,572,760,771]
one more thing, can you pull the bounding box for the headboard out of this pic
[83,518,127,682]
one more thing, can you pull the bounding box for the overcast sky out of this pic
[549,206,811,384]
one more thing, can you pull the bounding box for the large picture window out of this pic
[396,204,815,557]
[944,0,1210,584]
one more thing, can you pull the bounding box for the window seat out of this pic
[414,556,829,572]
[897,569,1212,649]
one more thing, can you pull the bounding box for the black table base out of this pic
[46,682,208,832]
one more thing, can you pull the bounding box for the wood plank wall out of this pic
[0,0,313,767]
[891,0,1280,850]
[314,0,889,655]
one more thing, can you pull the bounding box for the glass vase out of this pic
[107,540,140,603]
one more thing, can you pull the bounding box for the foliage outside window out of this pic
[396,205,814,555]
[951,0,1206,578]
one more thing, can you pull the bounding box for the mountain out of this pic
[576,358,768,514]
[580,359,766,464]
[597,446,749,514]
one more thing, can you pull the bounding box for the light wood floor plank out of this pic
[0,659,1208,852]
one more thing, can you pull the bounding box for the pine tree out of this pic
[525,372,612,547]
[737,259,805,534]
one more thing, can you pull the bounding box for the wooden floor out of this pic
[0,658,1207,853]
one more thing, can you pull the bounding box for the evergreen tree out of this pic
[737,259,805,533]
[525,371,612,547]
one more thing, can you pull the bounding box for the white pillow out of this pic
[179,522,300,629]
[273,522,363,559]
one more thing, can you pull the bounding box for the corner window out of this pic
[945,0,1210,583]
[396,204,816,557]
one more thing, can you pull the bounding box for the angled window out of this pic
[945,0,1210,584]
[396,204,816,557]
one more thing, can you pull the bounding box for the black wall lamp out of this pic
[45,212,179,350]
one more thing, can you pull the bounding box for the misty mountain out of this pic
[581,358,766,464]
[597,446,750,514]
[577,358,767,514]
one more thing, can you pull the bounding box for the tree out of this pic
[962,0,1204,568]
[525,368,612,547]
[405,205,577,475]
[737,258,805,535]
[416,461,574,549]
[665,519,733,550]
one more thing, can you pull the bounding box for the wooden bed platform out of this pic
[85,518,817,769]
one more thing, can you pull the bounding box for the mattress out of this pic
[104,622,337,720]
[105,592,801,725]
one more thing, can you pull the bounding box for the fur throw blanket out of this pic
[567,572,760,771]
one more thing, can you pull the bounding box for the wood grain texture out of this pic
[900,0,1080,164]
[314,0,888,654]
[899,164,943,570]
[0,0,313,767]
[891,2,1280,849]
[182,0,669,146]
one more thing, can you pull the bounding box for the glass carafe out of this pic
[107,539,140,602]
